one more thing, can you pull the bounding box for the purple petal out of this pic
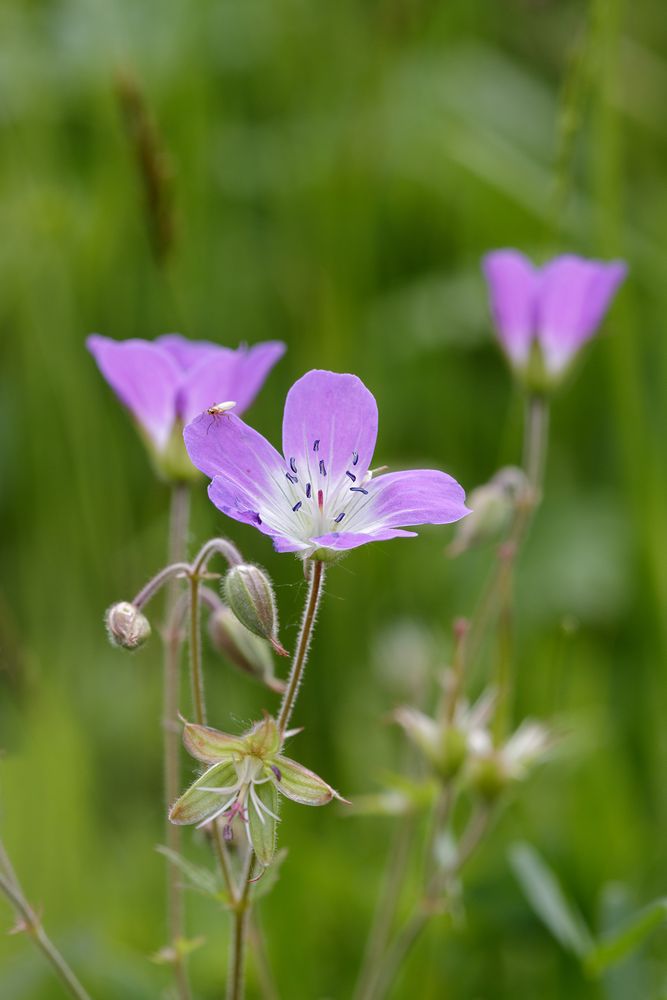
[282,370,379,482]
[537,256,627,374]
[353,470,470,532]
[175,340,285,424]
[87,334,180,451]
[482,250,540,366]
[208,476,288,543]
[233,341,286,414]
[311,529,417,551]
[155,333,223,371]
[177,349,244,425]
[184,410,284,485]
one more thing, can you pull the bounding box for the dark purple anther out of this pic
[292,501,302,512]
[319,459,327,476]
[305,482,312,499]
[289,457,297,474]
[313,439,320,452]
[346,471,356,481]
[334,512,345,523]
[270,764,282,782]
[286,472,298,484]
[352,450,359,466]
[223,823,234,842]
[350,487,368,494]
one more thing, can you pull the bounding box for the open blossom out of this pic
[170,717,341,866]
[87,333,285,478]
[482,251,627,383]
[183,369,470,558]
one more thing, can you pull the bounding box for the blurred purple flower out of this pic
[87,333,285,461]
[184,369,470,558]
[482,251,627,379]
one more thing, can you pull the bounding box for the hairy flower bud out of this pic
[223,564,288,657]
[105,601,151,650]
[208,606,286,693]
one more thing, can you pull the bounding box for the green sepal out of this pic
[183,722,247,763]
[247,781,279,867]
[272,755,339,806]
[169,760,237,826]
[244,716,281,758]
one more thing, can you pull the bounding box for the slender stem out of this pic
[132,562,190,610]
[365,805,494,1000]
[465,393,550,676]
[0,863,93,1000]
[353,815,418,1000]
[188,573,207,727]
[227,850,255,1000]
[186,569,237,902]
[191,537,243,575]
[248,911,280,1000]
[163,484,192,1000]
[277,560,325,735]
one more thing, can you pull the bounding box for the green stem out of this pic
[186,567,237,903]
[277,560,325,735]
[0,854,93,1000]
[188,573,207,727]
[163,484,192,1000]
[227,851,255,1000]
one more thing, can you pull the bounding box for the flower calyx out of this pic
[169,716,344,867]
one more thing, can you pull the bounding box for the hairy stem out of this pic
[227,850,255,1000]
[163,484,192,1000]
[277,560,325,735]
[0,846,93,1000]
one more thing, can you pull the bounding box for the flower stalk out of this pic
[163,483,192,1000]
[277,559,325,736]
[0,839,93,1000]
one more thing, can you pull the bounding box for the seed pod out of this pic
[223,564,288,657]
[208,606,285,692]
[105,601,151,650]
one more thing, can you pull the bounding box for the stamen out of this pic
[286,472,298,485]
[289,457,297,474]
[313,439,320,452]
[305,483,312,499]
[346,471,356,482]
[334,512,345,524]
[223,824,234,842]
[270,765,282,782]
[319,459,327,477]
[350,487,369,494]
[292,501,302,512]
[318,489,324,510]
[352,450,359,466]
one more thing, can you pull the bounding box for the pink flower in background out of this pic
[482,251,627,380]
[184,369,470,558]
[87,333,285,475]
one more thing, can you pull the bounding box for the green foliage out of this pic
[1,0,667,996]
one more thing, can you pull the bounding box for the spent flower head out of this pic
[184,369,470,559]
[87,333,285,480]
[469,720,552,800]
[482,251,627,389]
[169,717,343,866]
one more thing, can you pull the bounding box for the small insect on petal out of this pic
[207,401,237,415]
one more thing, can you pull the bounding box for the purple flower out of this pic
[482,251,627,380]
[184,369,470,558]
[87,333,285,477]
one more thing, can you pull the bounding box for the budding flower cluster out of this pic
[105,601,151,650]
[223,564,288,657]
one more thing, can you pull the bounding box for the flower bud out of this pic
[448,467,527,557]
[223,564,288,657]
[208,606,286,693]
[105,601,151,650]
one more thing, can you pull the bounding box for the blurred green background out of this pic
[2,0,667,996]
